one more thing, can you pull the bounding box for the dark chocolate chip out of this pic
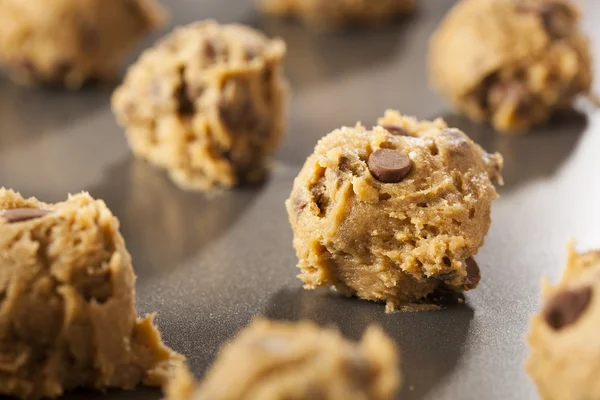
[345,351,372,383]
[176,82,195,116]
[1,208,52,223]
[488,82,533,115]
[543,286,592,330]
[203,40,217,60]
[175,69,195,116]
[381,124,410,136]
[464,257,481,289]
[518,1,575,40]
[367,149,412,183]
[11,58,37,77]
[541,3,575,39]
[79,24,100,51]
[219,100,259,132]
[51,61,73,84]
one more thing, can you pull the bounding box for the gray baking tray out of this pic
[0,1,599,399]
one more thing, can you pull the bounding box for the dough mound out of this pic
[112,20,288,191]
[258,0,415,29]
[429,0,592,133]
[526,245,600,400]
[0,0,165,88]
[166,319,401,400]
[0,189,181,400]
[286,111,503,311]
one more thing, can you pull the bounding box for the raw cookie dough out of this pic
[0,0,166,88]
[112,21,288,191]
[526,245,600,400]
[166,319,401,400]
[258,0,415,29]
[429,0,592,133]
[0,188,182,400]
[286,111,503,311]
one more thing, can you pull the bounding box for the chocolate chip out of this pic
[203,40,216,60]
[51,61,73,84]
[541,3,575,39]
[1,208,52,223]
[11,58,37,78]
[381,124,410,136]
[345,351,372,383]
[175,69,194,116]
[488,82,533,115]
[464,257,481,289]
[79,24,100,51]
[367,149,412,183]
[518,1,575,40]
[219,100,259,132]
[543,286,592,330]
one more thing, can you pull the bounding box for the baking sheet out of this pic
[0,1,599,399]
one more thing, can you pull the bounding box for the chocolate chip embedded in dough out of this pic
[464,257,481,289]
[11,58,37,78]
[518,2,575,40]
[203,40,217,60]
[539,2,576,40]
[367,149,412,183]
[175,69,195,116]
[1,208,52,223]
[381,124,410,136]
[543,286,593,330]
[488,82,533,115]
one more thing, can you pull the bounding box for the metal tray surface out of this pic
[1,1,599,399]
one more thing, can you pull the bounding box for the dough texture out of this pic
[166,319,401,400]
[429,0,592,133]
[112,21,288,191]
[0,0,165,88]
[286,111,503,311]
[258,0,415,29]
[526,244,600,400]
[0,188,182,400]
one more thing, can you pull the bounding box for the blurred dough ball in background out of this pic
[0,0,166,89]
[166,319,401,400]
[258,0,416,29]
[428,0,592,133]
[112,20,288,192]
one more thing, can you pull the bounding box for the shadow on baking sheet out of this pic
[59,387,161,400]
[0,78,112,151]
[253,15,416,93]
[265,287,474,400]
[439,109,587,194]
[87,157,264,278]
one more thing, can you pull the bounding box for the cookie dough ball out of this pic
[0,188,182,399]
[526,245,600,400]
[286,111,503,311]
[0,0,166,88]
[258,0,415,29]
[429,0,592,133]
[167,319,401,400]
[112,21,288,191]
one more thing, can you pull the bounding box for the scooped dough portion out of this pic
[429,0,592,133]
[166,319,401,400]
[0,0,166,88]
[0,188,182,400]
[112,20,288,191]
[258,0,415,29]
[526,245,600,400]
[286,111,503,311]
